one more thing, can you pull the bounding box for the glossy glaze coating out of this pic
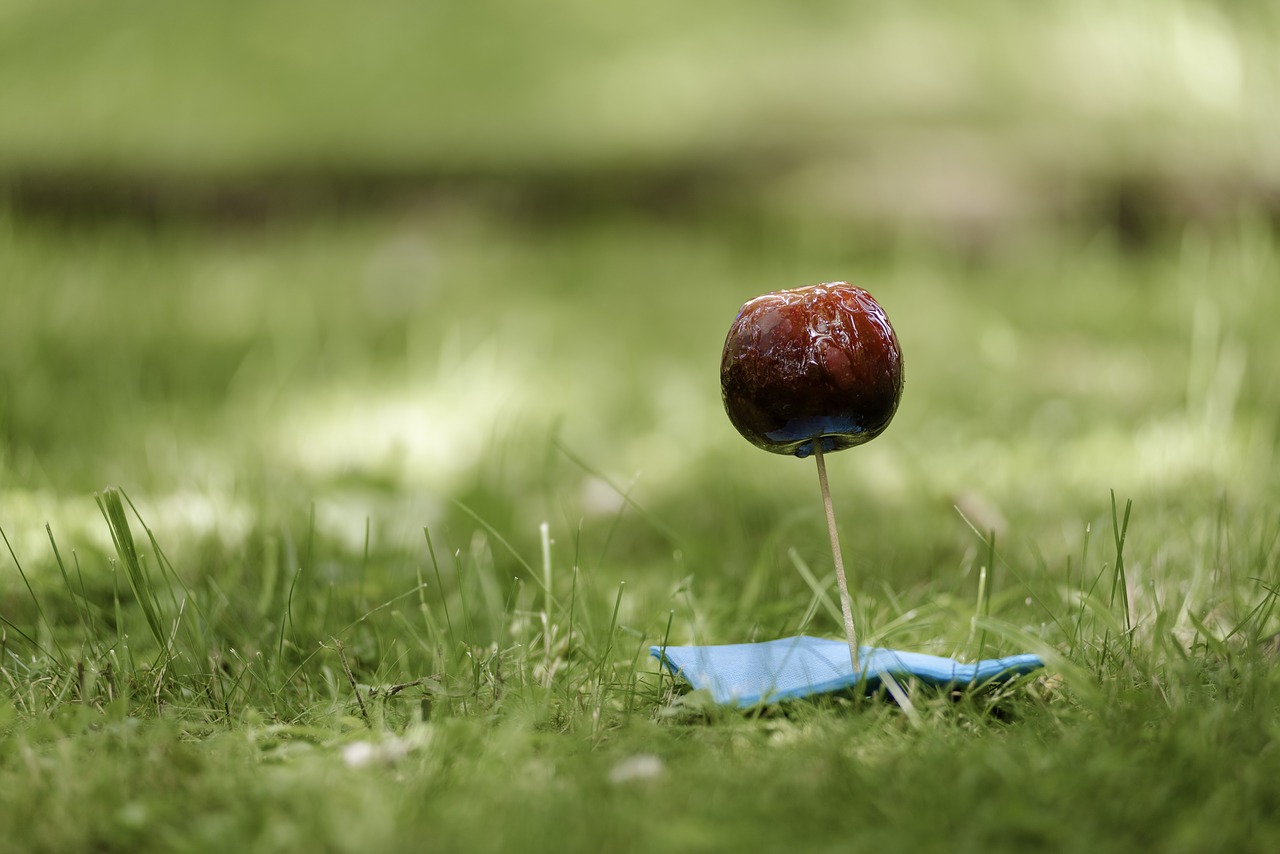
[720,283,904,457]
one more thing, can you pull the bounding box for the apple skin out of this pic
[720,283,904,458]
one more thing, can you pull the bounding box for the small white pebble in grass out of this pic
[608,754,665,784]
[342,734,417,768]
[343,741,377,768]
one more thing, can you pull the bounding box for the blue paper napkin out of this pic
[651,635,1044,708]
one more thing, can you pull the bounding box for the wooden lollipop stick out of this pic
[812,438,860,673]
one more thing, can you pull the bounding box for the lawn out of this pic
[3,2,1280,852]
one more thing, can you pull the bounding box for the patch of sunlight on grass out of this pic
[907,408,1269,524]
[0,487,253,582]
[309,489,444,555]
[271,334,551,490]
[0,491,106,563]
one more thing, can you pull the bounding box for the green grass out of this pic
[3,1,1280,850]
[2,207,1279,852]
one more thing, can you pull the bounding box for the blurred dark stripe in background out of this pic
[2,1,1276,242]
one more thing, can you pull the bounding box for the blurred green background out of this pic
[4,1,1277,223]
[5,6,1280,851]
[2,0,1278,632]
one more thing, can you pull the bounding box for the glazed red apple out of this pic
[720,283,904,457]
